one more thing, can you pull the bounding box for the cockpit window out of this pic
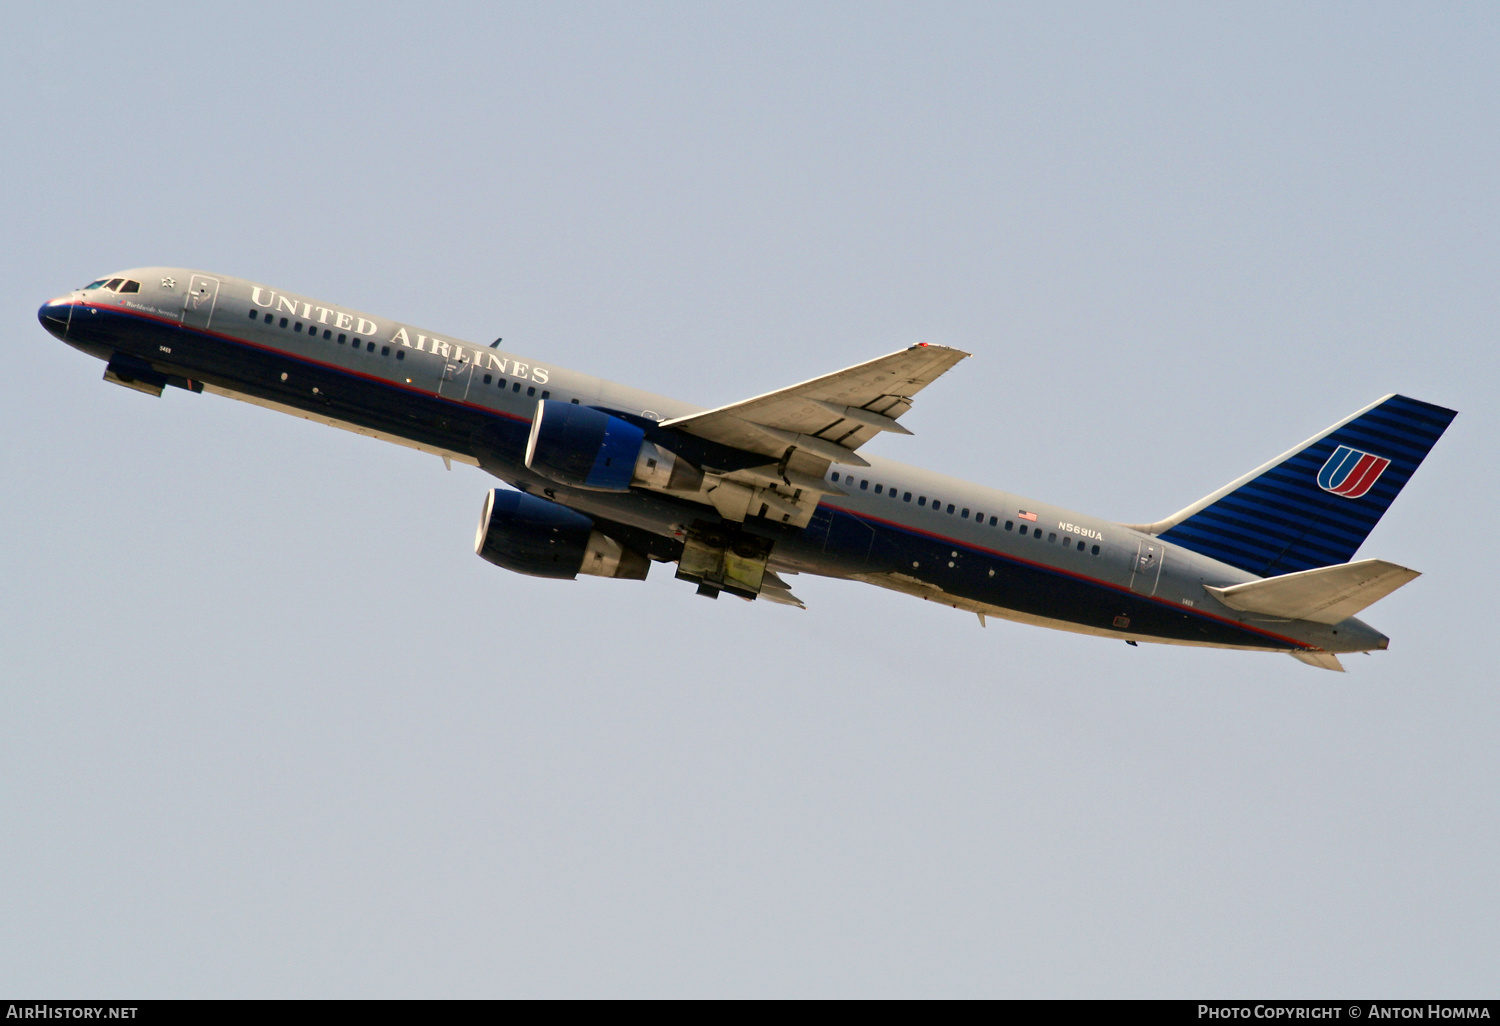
[84,278,143,293]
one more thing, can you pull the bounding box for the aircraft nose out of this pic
[37,297,73,338]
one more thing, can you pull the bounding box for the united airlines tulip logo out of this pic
[1317,445,1391,499]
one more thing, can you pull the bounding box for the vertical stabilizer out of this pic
[1130,395,1456,577]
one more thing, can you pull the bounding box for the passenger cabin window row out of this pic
[478,372,548,399]
[829,471,1102,556]
[248,306,405,360]
[245,307,566,401]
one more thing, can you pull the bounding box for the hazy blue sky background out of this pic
[2,1,1495,997]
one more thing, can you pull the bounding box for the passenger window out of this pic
[396,351,405,360]
[961,509,969,519]
[339,333,347,344]
[571,398,579,404]
[247,309,257,318]
[541,390,550,399]
[874,484,883,494]
[294,322,303,332]
[119,280,140,294]
[367,341,375,352]
[336,335,345,345]
[381,346,390,356]
[860,480,868,490]
[263,312,273,323]
[946,504,955,514]
[1005,520,1013,530]
[513,382,521,392]
[353,337,361,347]
[1018,525,1027,536]
[903,492,911,502]
[483,374,492,384]
[1077,540,1085,551]
[918,497,926,506]
[279,317,288,328]
[323,329,332,340]
[831,472,840,482]
[989,516,998,527]
[1048,533,1056,543]
[1091,544,1100,555]
[527,386,535,397]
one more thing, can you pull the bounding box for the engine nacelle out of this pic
[473,489,649,581]
[524,400,703,493]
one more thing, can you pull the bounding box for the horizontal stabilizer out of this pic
[1291,650,1345,672]
[1204,558,1419,624]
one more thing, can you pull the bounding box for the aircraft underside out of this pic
[57,305,1298,653]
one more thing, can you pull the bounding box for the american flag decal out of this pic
[1018,510,1038,522]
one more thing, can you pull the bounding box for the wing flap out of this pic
[1204,559,1420,625]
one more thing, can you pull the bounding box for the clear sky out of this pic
[2,1,1495,998]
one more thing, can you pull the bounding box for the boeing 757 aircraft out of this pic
[38,269,1456,670]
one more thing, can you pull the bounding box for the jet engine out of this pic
[474,488,649,580]
[524,400,702,493]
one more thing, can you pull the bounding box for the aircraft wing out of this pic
[660,344,969,469]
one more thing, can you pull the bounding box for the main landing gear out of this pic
[675,519,774,601]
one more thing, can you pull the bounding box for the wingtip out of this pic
[909,343,972,358]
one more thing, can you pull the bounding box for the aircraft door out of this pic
[1129,538,1166,596]
[438,351,473,401]
[180,275,220,330]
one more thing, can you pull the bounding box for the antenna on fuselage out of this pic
[490,338,502,348]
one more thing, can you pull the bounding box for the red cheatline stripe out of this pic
[84,302,532,425]
[89,304,1314,650]
[824,504,1313,649]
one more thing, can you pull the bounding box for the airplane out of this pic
[37,268,1457,671]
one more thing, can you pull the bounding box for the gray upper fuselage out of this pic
[39,268,1391,655]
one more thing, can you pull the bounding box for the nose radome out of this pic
[38,297,74,338]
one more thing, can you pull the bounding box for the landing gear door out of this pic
[1129,538,1166,596]
[181,275,220,330]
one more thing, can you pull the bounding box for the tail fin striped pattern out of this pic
[1154,395,1456,577]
